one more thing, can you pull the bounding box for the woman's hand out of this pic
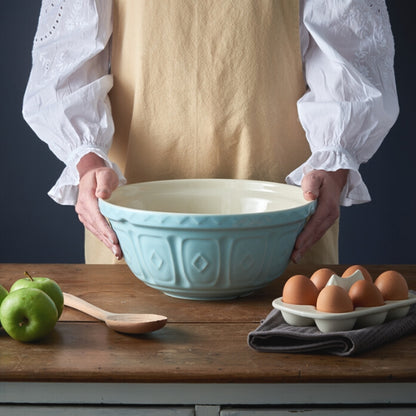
[75,153,122,260]
[291,169,348,263]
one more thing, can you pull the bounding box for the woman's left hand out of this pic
[291,169,348,263]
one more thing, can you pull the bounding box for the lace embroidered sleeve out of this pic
[289,0,399,206]
[22,0,125,205]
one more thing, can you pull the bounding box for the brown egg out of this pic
[342,265,373,282]
[348,280,384,307]
[316,285,354,313]
[310,268,335,292]
[282,274,319,306]
[374,270,409,301]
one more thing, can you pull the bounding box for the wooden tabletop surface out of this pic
[1,263,416,383]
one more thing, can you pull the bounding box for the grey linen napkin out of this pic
[248,303,416,356]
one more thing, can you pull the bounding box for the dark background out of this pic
[1,1,414,264]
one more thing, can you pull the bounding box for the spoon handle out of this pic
[63,292,109,322]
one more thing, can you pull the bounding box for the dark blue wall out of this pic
[1,1,84,262]
[339,1,416,264]
[1,1,414,264]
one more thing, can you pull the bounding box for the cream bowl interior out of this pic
[105,178,311,215]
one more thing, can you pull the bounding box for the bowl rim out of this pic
[98,178,316,218]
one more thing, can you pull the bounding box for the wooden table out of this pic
[1,263,416,415]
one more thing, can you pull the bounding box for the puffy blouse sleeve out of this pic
[22,0,125,206]
[287,0,399,206]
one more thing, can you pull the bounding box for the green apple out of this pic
[0,284,8,325]
[10,272,64,318]
[0,287,58,342]
[0,284,7,305]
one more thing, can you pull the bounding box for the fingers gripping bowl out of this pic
[99,179,316,300]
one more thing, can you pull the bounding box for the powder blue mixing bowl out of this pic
[99,179,316,300]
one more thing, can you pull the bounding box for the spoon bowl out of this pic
[104,313,168,334]
[63,292,167,334]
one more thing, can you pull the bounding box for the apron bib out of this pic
[85,0,339,265]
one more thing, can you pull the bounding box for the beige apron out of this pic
[85,0,339,265]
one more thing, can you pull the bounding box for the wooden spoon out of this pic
[63,292,167,334]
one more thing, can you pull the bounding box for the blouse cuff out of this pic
[285,147,371,207]
[48,144,126,206]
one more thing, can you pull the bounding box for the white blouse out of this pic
[22,0,399,207]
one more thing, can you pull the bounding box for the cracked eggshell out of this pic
[326,269,365,291]
[342,265,373,282]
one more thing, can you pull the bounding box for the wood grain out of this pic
[1,264,416,383]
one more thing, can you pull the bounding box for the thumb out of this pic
[95,167,119,199]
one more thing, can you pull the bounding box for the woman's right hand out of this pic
[75,153,122,260]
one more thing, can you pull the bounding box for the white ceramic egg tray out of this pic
[273,270,416,333]
[273,293,416,333]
